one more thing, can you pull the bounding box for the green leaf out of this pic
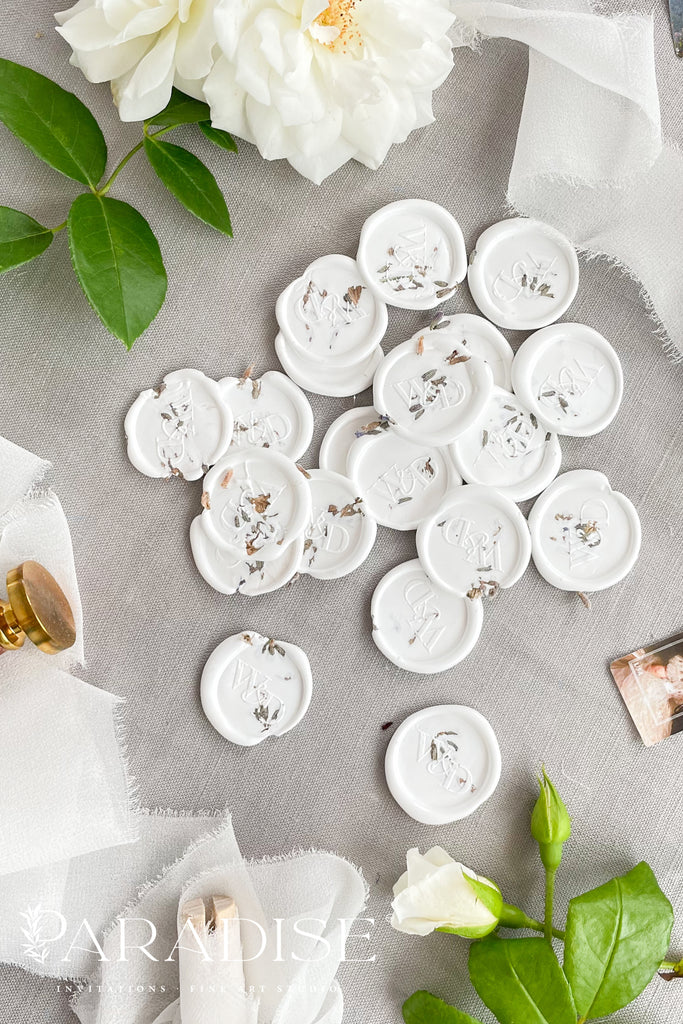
[469,937,576,1024]
[145,88,211,127]
[564,862,674,1019]
[0,58,106,186]
[144,136,232,235]
[0,206,52,272]
[199,122,238,153]
[67,194,167,348]
[403,991,484,1024]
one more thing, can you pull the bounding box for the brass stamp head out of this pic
[0,561,76,655]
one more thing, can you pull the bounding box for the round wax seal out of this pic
[201,449,311,562]
[371,559,482,674]
[125,369,233,481]
[468,218,579,330]
[373,330,493,446]
[275,332,383,398]
[452,387,562,502]
[385,705,501,824]
[219,370,314,461]
[276,254,387,364]
[348,430,461,531]
[201,631,312,746]
[319,405,376,476]
[528,470,641,592]
[300,469,377,580]
[510,324,623,437]
[417,485,531,597]
[357,200,467,310]
[422,314,514,390]
[190,517,303,596]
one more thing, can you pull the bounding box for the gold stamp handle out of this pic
[0,561,76,655]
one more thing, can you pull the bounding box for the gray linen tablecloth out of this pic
[1,0,682,1021]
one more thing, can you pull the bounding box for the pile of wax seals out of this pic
[124,199,641,679]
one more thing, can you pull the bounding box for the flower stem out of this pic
[96,125,175,197]
[50,220,67,234]
[544,868,557,943]
[499,903,565,941]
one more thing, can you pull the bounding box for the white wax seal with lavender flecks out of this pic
[200,449,311,562]
[452,387,562,502]
[319,405,376,476]
[124,368,233,481]
[201,631,313,746]
[417,484,531,598]
[299,468,377,580]
[385,705,501,824]
[190,517,303,596]
[528,469,641,592]
[372,330,493,446]
[420,313,514,390]
[510,324,624,437]
[467,218,579,330]
[357,199,467,310]
[219,369,314,461]
[347,428,461,531]
[371,559,482,673]
[275,332,383,398]
[276,254,388,364]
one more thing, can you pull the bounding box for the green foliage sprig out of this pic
[0,59,237,348]
[404,771,682,1024]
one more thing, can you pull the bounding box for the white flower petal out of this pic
[174,0,215,79]
[114,19,180,121]
[287,137,355,184]
[203,54,253,142]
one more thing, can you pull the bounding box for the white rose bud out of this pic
[390,847,502,938]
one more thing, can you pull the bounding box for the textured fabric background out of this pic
[1,1,682,1021]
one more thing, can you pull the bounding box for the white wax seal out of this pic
[357,200,467,310]
[190,517,303,595]
[422,314,514,390]
[371,560,483,674]
[452,387,562,502]
[510,324,623,436]
[200,449,311,562]
[468,218,579,330]
[417,485,531,597]
[219,370,314,461]
[300,468,377,580]
[276,254,387,364]
[385,705,501,824]
[528,470,641,592]
[125,368,233,481]
[319,405,376,476]
[373,330,493,445]
[348,430,461,531]
[275,332,383,398]
[201,631,313,746]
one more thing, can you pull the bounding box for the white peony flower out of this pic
[55,0,216,121]
[203,0,455,183]
[391,847,502,938]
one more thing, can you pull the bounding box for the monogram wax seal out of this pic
[468,218,580,330]
[347,430,461,531]
[299,469,377,580]
[276,254,388,364]
[219,370,314,461]
[357,199,468,310]
[421,314,514,390]
[452,387,562,502]
[417,485,531,598]
[371,559,483,673]
[275,332,384,398]
[201,631,313,746]
[510,324,623,437]
[373,331,493,446]
[125,368,233,481]
[528,470,641,592]
[200,449,311,562]
[385,705,501,824]
[319,405,376,476]
[190,517,304,595]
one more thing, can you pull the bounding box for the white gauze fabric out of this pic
[450,0,683,358]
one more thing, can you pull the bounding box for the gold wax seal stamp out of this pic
[0,561,76,655]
